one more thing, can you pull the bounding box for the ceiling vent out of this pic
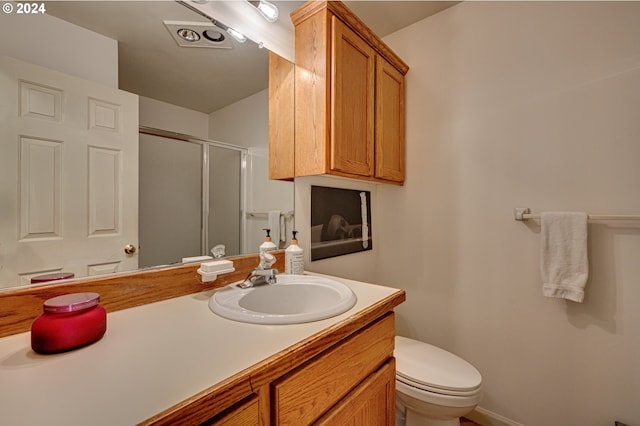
[163,20,233,49]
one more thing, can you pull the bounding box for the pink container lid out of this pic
[43,292,101,314]
[31,272,75,284]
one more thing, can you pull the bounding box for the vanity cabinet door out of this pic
[204,394,260,426]
[314,358,396,426]
[272,313,395,425]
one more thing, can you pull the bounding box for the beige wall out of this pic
[209,89,294,251]
[208,89,268,147]
[374,2,640,424]
[0,12,117,87]
[139,96,209,139]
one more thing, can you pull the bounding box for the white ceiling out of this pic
[45,1,457,114]
[346,1,458,37]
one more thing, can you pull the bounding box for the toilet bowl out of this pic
[395,336,482,426]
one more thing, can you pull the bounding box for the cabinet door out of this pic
[268,52,295,181]
[314,359,396,426]
[331,17,375,177]
[273,314,395,425]
[375,56,405,183]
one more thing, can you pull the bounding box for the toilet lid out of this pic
[395,336,482,394]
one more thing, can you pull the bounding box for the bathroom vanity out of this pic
[0,258,404,425]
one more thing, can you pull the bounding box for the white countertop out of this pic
[0,274,400,425]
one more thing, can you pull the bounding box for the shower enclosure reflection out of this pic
[139,130,248,268]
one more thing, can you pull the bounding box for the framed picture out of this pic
[310,186,372,261]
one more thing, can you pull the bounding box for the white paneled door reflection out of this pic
[0,56,139,287]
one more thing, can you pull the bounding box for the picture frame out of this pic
[310,186,372,261]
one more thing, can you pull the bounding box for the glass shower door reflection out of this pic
[207,146,244,257]
[139,132,247,268]
[139,133,202,268]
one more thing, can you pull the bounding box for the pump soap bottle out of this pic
[285,231,304,275]
[259,228,277,254]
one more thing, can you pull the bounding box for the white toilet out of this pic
[394,336,483,426]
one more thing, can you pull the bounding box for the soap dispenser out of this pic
[285,231,304,275]
[259,228,277,254]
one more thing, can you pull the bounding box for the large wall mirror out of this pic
[0,1,299,290]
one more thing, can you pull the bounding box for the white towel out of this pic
[268,210,281,247]
[540,212,589,303]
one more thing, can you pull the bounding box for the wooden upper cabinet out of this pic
[268,52,295,181]
[289,0,409,185]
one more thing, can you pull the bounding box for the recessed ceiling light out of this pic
[203,30,225,43]
[177,28,200,42]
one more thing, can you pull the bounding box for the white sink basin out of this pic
[209,275,357,324]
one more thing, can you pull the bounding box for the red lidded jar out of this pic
[31,292,107,354]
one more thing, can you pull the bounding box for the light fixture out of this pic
[225,27,248,43]
[175,2,248,44]
[164,21,234,49]
[209,18,247,43]
[249,0,279,23]
[177,28,200,42]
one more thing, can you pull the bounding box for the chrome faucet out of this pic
[237,251,279,288]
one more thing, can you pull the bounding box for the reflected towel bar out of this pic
[514,207,640,222]
[247,210,294,219]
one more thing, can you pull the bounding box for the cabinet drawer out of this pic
[272,313,395,425]
[204,394,259,426]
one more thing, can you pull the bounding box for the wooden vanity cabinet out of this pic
[200,313,396,426]
[140,288,404,426]
[289,1,408,185]
[272,313,395,425]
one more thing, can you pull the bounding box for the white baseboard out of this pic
[466,406,525,426]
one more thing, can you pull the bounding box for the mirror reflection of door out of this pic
[0,56,139,286]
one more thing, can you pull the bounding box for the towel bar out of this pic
[514,207,640,222]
